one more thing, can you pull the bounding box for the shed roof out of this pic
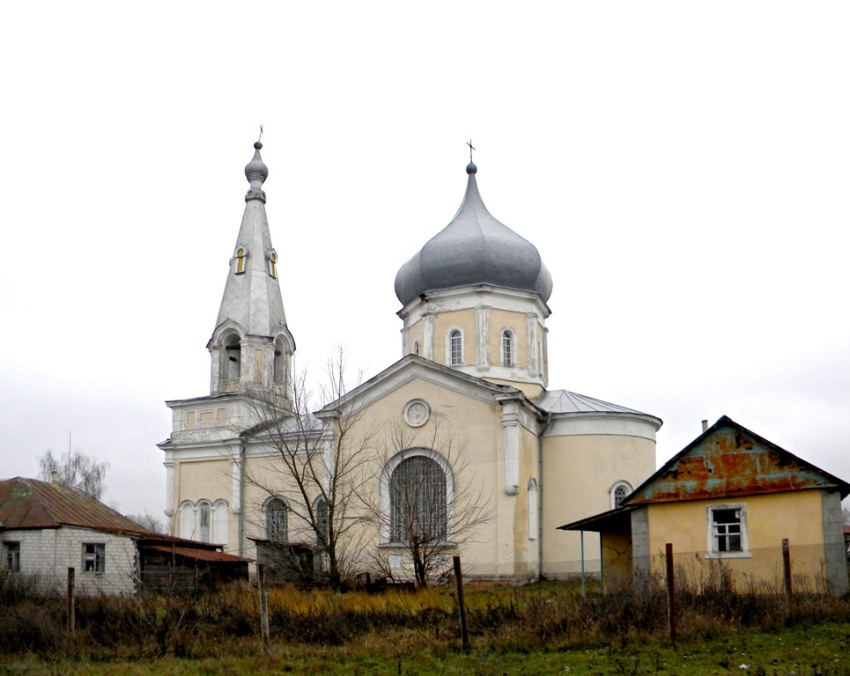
[144,544,251,563]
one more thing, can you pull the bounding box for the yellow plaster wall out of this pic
[434,310,477,365]
[601,530,633,591]
[542,433,656,576]
[489,309,526,368]
[646,490,827,590]
[178,459,230,502]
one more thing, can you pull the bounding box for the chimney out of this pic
[50,469,59,484]
[701,420,708,433]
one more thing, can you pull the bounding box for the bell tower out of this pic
[207,140,295,408]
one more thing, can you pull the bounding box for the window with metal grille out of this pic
[449,330,462,365]
[82,543,105,573]
[390,456,447,544]
[611,482,631,509]
[266,498,288,543]
[501,330,514,366]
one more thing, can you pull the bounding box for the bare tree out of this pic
[243,350,376,589]
[127,510,167,534]
[38,434,109,501]
[364,419,491,589]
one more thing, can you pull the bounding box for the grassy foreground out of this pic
[2,621,849,674]
[2,578,850,674]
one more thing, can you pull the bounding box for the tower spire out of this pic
[207,139,295,403]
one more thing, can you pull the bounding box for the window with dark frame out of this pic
[3,542,20,572]
[266,498,288,543]
[389,455,447,544]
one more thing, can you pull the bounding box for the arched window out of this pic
[234,247,247,274]
[390,456,447,544]
[611,481,632,509]
[222,333,241,381]
[501,330,514,366]
[314,496,329,547]
[266,498,288,543]
[449,330,463,366]
[267,249,278,279]
[528,479,538,541]
[198,502,211,542]
[412,340,420,356]
[178,501,195,540]
[213,499,228,547]
[273,337,286,386]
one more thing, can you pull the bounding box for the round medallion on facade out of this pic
[403,399,430,428]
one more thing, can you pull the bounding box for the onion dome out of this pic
[244,141,269,200]
[395,162,553,306]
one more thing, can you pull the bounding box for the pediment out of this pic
[627,416,850,504]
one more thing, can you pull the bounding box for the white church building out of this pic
[159,141,662,582]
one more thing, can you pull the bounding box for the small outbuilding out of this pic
[0,477,249,594]
[559,416,850,596]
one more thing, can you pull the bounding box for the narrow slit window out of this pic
[450,330,462,366]
[234,247,247,274]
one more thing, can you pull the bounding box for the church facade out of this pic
[159,142,662,582]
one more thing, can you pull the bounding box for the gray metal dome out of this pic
[394,163,553,307]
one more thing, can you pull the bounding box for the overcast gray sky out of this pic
[1,2,848,518]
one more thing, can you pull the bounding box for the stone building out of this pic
[159,141,662,582]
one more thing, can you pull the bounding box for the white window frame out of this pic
[446,328,464,366]
[610,481,632,509]
[501,329,515,367]
[379,448,454,546]
[706,503,751,559]
[82,543,105,573]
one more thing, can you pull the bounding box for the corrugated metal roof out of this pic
[537,389,655,416]
[0,477,147,534]
[145,544,251,563]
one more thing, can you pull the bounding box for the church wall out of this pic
[433,310,477,366]
[488,308,525,368]
[541,429,656,578]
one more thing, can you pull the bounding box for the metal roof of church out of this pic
[394,161,553,306]
[537,389,656,417]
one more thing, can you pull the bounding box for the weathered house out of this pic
[559,416,850,595]
[0,477,249,594]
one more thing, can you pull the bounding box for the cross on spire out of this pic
[467,139,476,163]
[257,124,264,143]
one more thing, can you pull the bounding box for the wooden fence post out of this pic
[453,556,470,651]
[66,567,76,649]
[782,538,793,617]
[257,564,270,652]
[665,543,676,642]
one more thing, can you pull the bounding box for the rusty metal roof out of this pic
[145,544,251,563]
[0,477,147,534]
[625,416,850,505]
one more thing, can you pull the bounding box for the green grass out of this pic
[2,621,850,674]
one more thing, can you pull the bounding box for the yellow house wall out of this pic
[601,530,633,591]
[542,433,656,577]
[646,490,827,590]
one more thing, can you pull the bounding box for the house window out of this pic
[708,504,748,557]
[449,330,463,366]
[611,481,632,509]
[501,330,514,366]
[266,498,288,543]
[389,455,447,544]
[3,542,20,572]
[82,543,105,573]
